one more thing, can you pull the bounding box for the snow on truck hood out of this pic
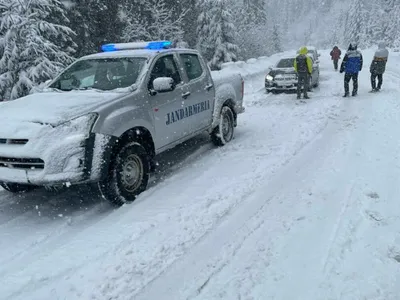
[0,90,122,126]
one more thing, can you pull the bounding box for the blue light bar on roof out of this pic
[101,40,172,52]
[146,41,172,49]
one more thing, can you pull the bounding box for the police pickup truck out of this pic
[0,41,245,205]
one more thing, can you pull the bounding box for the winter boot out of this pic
[343,93,349,97]
[352,91,357,97]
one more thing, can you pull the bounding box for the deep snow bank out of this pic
[213,50,295,78]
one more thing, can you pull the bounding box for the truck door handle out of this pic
[205,84,214,91]
[182,92,191,99]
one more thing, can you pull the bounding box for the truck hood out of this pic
[0,90,124,126]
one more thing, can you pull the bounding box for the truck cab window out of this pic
[148,55,181,90]
[180,54,204,81]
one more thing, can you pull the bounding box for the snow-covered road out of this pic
[2,49,400,300]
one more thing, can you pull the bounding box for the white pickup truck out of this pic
[0,41,245,205]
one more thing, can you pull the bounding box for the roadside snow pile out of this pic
[212,50,295,79]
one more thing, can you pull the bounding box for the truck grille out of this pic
[0,138,29,145]
[0,157,44,169]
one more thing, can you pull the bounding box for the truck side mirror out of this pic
[153,77,175,93]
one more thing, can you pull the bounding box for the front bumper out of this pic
[265,78,298,91]
[0,121,112,186]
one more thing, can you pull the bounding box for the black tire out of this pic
[308,76,313,91]
[211,105,235,146]
[0,182,37,193]
[98,142,150,206]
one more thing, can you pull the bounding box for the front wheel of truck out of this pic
[211,105,235,146]
[0,182,37,193]
[98,142,150,206]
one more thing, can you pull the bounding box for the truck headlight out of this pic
[266,75,274,81]
[55,113,98,138]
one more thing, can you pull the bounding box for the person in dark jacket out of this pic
[340,43,363,97]
[330,46,342,71]
[370,42,389,92]
[293,46,313,99]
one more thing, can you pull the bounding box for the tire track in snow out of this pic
[133,91,361,300]
[83,74,343,300]
[134,54,366,299]
[311,64,400,300]
[321,180,356,273]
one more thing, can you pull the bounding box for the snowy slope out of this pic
[2,49,400,300]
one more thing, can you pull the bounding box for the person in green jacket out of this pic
[294,46,313,99]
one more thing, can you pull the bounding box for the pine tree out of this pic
[229,0,270,59]
[242,0,266,25]
[122,0,187,44]
[367,2,384,47]
[345,0,368,48]
[384,0,400,46]
[271,24,282,53]
[0,0,76,100]
[196,0,214,61]
[207,0,239,70]
[67,0,125,57]
[170,0,198,47]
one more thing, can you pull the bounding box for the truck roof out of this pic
[81,48,197,60]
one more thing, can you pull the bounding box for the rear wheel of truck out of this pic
[211,105,235,146]
[0,182,37,193]
[98,142,150,206]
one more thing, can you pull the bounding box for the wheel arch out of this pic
[98,126,155,181]
[212,98,238,129]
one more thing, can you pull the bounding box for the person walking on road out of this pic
[294,46,313,99]
[370,42,389,92]
[340,43,363,97]
[330,46,342,71]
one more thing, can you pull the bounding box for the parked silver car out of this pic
[0,41,245,205]
[265,55,319,93]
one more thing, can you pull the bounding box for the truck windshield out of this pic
[49,57,146,91]
[276,58,294,68]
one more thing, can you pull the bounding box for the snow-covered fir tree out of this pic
[206,0,239,70]
[242,0,266,25]
[271,24,283,53]
[0,0,76,100]
[196,0,214,61]
[344,0,369,48]
[67,0,125,56]
[122,0,187,44]
[230,0,273,59]
[384,0,400,47]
